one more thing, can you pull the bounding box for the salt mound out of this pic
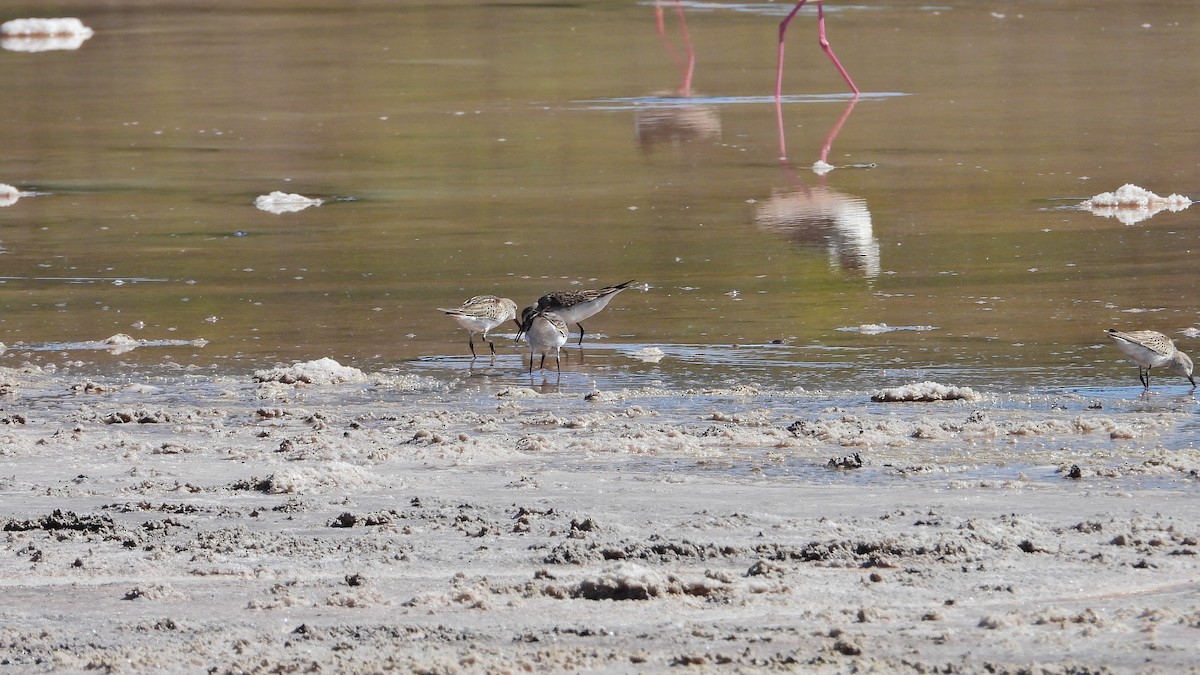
[0,184,24,207]
[254,191,323,214]
[1079,184,1191,226]
[872,381,981,403]
[264,463,381,494]
[1,17,93,36]
[1,18,94,52]
[572,563,664,601]
[0,182,32,206]
[253,358,367,385]
[628,346,665,363]
[104,333,139,355]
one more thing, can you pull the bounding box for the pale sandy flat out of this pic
[1,361,1197,672]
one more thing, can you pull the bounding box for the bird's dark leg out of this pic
[555,352,561,372]
[1140,368,1150,388]
[539,354,547,371]
[485,333,496,355]
[528,350,534,375]
[468,334,477,359]
[576,323,585,347]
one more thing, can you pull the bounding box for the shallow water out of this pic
[1,0,1199,396]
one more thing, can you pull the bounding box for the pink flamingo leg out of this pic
[775,0,859,159]
[654,1,695,96]
[815,2,859,95]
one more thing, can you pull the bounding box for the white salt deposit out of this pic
[628,346,665,363]
[1,18,94,52]
[1,364,1199,671]
[836,324,938,334]
[871,381,981,402]
[0,184,24,207]
[811,160,836,175]
[254,191,324,214]
[0,17,93,36]
[103,333,139,354]
[264,463,386,495]
[844,323,893,335]
[253,357,368,385]
[1079,183,1191,225]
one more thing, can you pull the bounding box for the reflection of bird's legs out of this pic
[777,95,858,177]
[817,96,858,165]
[654,1,695,96]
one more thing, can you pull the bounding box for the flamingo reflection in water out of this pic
[634,1,721,151]
[755,97,880,279]
[763,1,875,277]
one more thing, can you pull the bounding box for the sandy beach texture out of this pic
[1,359,1198,673]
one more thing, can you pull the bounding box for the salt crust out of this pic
[253,358,368,385]
[0,18,94,52]
[264,463,387,495]
[254,191,324,214]
[872,380,981,402]
[0,184,24,207]
[0,366,1198,670]
[1079,183,1192,226]
[628,346,665,363]
[250,358,446,395]
[837,323,937,335]
[0,17,93,37]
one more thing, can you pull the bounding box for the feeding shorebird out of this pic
[521,279,637,347]
[437,295,518,358]
[1105,329,1195,389]
[519,306,569,374]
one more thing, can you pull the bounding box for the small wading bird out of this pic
[437,295,518,358]
[1105,328,1195,389]
[519,306,569,374]
[521,279,638,347]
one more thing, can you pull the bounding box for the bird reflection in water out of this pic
[634,1,721,151]
[756,97,880,279]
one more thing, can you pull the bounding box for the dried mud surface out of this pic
[0,362,1198,673]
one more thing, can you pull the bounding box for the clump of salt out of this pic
[104,333,140,355]
[0,184,24,207]
[572,563,664,601]
[1,18,93,36]
[1,18,94,52]
[254,191,324,214]
[1079,184,1191,226]
[253,358,367,385]
[872,381,980,403]
[628,346,665,363]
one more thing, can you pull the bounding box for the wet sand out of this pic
[1,359,1198,672]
